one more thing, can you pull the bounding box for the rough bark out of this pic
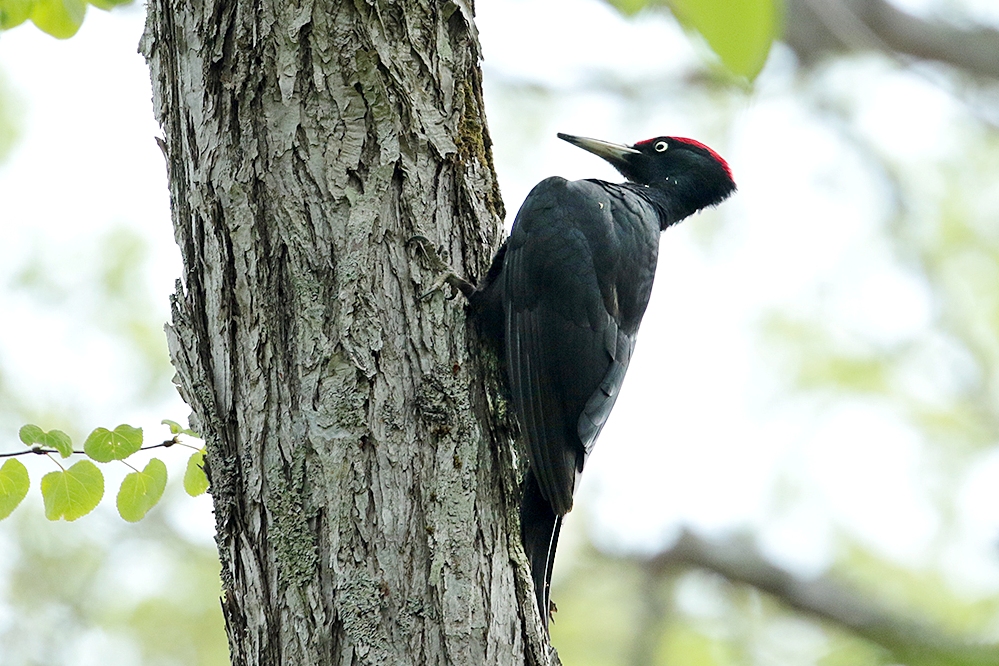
[141,0,550,664]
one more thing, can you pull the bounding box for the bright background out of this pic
[1,0,999,663]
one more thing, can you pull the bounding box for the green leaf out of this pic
[669,0,781,80]
[161,419,199,437]
[117,458,167,522]
[605,0,648,15]
[162,419,183,435]
[18,424,44,446]
[184,448,209,496]
[88,0,130,9]
[84,424,142,462]
[0,459,30,520]
[0,0,34,29]
[43,430,73,457]
[30,0,85,38]
[19,424,74,457]
[40,460,104,521]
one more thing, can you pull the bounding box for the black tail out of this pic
[521,468,562,628]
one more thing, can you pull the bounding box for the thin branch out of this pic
[646,529,999,666]
[0,447,58,458]
[0,439,181,459]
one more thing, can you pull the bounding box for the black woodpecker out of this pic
[463,133,736,625]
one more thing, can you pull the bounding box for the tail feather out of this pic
[521,468,561,628]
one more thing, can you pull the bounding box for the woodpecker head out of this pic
[558,132,736,225]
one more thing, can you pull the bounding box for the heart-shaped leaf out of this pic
[117,458,167,522]
[669,0,780,80]
[0,0,35,29]
[0,459,30,520]
[19,424,73,458]
[18,424,43,446]
[162,419,183,435]
[41,460,104,521]
[84,424,142,462]
[88,0,130,10]
[30,0,85,39]
[161,419,199,437]
[184,448,209,496]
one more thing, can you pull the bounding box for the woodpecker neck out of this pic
[624,182,706,230]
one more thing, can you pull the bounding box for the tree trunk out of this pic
[140,0,551,663]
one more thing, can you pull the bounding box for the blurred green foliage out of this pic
[835,542,999,638]
[1,506,228,665]
[0,71,20,161]
[0,186,226,659]
[766,129,999,458]
[1,222,208,526]
[13,226,178,403]
[550,547,643,665]
[0,0,130,39]
[547,169,999,662]
[551,541,999,665]
[1,0,997,664]
[546,8,999,665]
[605,0,782,80]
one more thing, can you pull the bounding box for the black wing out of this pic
[502,177,658,516]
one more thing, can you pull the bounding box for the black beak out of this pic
[557,133,640,170]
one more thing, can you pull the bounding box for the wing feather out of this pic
[577,323,635,453]
[501,177,658,516]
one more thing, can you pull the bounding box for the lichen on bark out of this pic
[142,0,554,663]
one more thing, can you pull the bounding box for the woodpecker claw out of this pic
[408,235,476,301]
[419,274,456,301]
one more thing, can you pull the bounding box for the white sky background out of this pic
[0,0,998,614]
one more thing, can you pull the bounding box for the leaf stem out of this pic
[46,452,66,471]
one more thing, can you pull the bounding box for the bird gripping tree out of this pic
[439,132,736,626]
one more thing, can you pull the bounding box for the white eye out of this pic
[654,141,668,152]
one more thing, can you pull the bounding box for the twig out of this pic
[0,439,184,459]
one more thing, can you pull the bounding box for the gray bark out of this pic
[140,0,551,663]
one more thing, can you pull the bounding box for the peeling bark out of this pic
[141,0,551,663]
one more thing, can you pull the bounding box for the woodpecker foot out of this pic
[549,599,557,624]
[408,235,476,301]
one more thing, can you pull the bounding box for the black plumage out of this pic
[469,133,736,625]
